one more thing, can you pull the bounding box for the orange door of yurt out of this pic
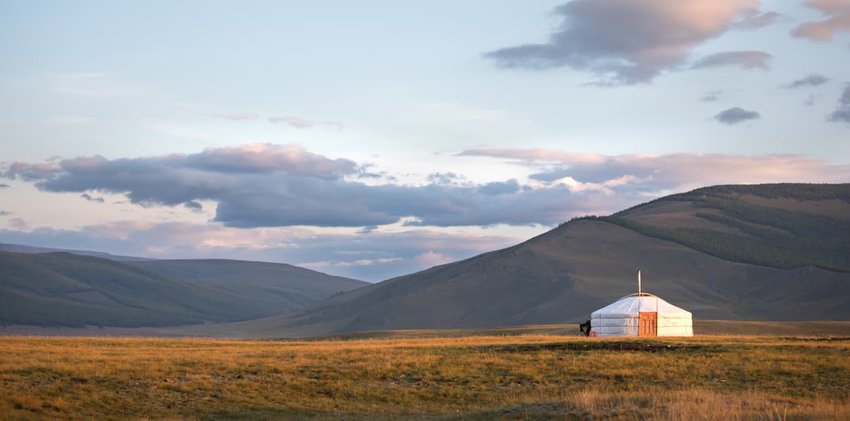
[639,312,657,337]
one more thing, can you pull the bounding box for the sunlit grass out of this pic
[1,335,848,419]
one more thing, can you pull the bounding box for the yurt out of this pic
[589,272,693,337]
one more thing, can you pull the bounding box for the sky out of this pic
[1,0,849,281]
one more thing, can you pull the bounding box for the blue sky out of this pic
[1,0,849,281]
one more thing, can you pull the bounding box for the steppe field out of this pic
[2,332,849,420]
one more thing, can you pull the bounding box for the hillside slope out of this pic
[259,184,850,336]
[130,259,366,310]
[607,183,850,272]
[0,242,151,262]
[0,252,365,328]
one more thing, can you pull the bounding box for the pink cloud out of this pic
[184,143,357,177]
[459,148,850,193]
[485,0,763,83]
[793,0,850,41]
[3,162,62,181]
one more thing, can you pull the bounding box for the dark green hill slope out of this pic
[130,259,366,310]
[605,183,850,272]
[0,242,151,262]
[0,252,249,327]
[0,252,365,328]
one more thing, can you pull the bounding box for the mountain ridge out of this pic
[2,183,848,336]
[0,250,366,328]
[251,183,850,337]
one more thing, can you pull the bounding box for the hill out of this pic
[129,259,365,311]
[0,242,152,262]
[257,183,850,336]
[605,183,850,272]
[0,251,365,328]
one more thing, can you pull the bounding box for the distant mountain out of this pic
[0,251,366,328]
[0,242,153,262]
[260,183,850,337]
[130,259,366,311]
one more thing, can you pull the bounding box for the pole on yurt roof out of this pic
[637,270,642,313]
[638,270,641,295]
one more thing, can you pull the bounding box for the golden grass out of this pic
[1,335,848,419]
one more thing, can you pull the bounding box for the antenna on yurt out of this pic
[638,270,642,295]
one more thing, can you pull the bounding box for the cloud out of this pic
[0,211,9,217]
[3,144,597,228]
[714,107,761,124]
[483,0,762,84]
[0,222,519,281]
[691,51,772,70]
[214,113,259,121]
[268,116,343,131]
[8,218,27,229]
[793,0,850,41]
[9,144,850,231]
[3,162,62,181]
[784,74,830,89]
[178,143,357,177]
[0,183,9,188]
[7,146,850,280]
[730,11,782,30]
[212,113,343,130]
[427,172,465,185]
[827,83,850,123]
[701,90,722,102]
[457,148,850,194]
[80,193,105,203]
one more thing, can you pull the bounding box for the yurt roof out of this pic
[591,293,691,318]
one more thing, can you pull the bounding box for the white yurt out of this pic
[589,272,693,337]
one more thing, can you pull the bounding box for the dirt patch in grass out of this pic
[778,336,850,342]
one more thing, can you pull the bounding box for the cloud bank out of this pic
[484,0,767,84]
[6,144,850,231]
[458,148,850,193]
[5,145,850,279]
[2,144,596,228]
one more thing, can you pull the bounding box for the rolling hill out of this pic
[254,183,850,337]
[3,183,848,336]
[0,252,365,328]
[605,183,850,272]
[129,259,366,311]
[0,242,152,262]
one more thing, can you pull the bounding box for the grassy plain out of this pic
[1,335,849,420]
